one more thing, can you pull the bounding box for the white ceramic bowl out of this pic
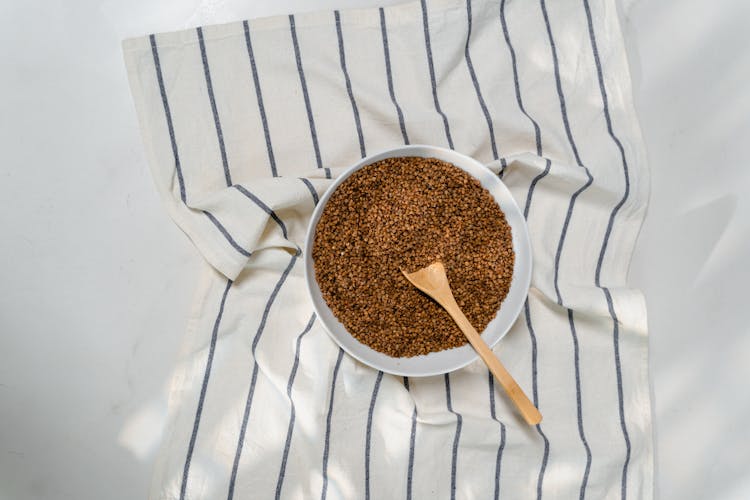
[304,145,532,377]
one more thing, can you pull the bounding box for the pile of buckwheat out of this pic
[312,157,514,357]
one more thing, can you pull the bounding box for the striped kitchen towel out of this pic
[123,0,652,498]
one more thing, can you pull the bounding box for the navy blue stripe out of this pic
[536,424,550,500]
[321,348,345,500]
[324,168,332,179]
[334,11,366,158]
[243,21,278,177]
[403,377,417,500]
[203,211,252,258]
[275,313,317,500]
[538,0,595,306]
[605,287,631,499]
[498,157,508,179]
[488,373,506,500]
[289,15,323,170]
[197,27,232,187]
[585,1,632,289]
[497,7,556,495]
[496,424,506,500]
[582,2,633,495]
[444,374,462,500]
[300,178,320,205]
[233,184,288,239]
[525,302,539,423]
[525,300,550,500]
[503,5,596,498]
[420,0,454,149]
[494,7,596,500]
[552,177,593,305]
[495,10,553,498]
[524,159,552,218]
[569,308,592,499]
[379,8,409,145]
[464,0,498,160]
[536,6,600,496]
[364,371,384,500]
[149,34,187,204]
[538,0,584,167]
[179,279,232,500]
[227,253,298,499]
[499,0,542,156]
[496,421,506,500]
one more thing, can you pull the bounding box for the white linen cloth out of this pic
[123,0,652,498]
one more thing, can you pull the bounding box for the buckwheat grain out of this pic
[312,157,514,357]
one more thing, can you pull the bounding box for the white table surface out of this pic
[1,1,748,499]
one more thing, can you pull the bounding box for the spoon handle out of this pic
[443,297,542,426]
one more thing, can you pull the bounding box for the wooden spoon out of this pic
[402,262,542,425]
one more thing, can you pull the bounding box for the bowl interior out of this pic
[304,145,532,377]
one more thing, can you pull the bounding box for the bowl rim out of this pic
[304,145,532,377]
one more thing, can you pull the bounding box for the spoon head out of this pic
[401,261,452,301]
